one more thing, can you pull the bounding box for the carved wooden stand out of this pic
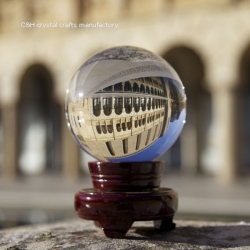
[75,161,178,239]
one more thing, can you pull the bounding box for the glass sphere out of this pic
[65,46,186,162]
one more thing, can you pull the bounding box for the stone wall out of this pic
[0,0,250,180]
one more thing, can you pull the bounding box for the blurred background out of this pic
[0,0,250,229]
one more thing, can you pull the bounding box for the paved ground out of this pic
[1,218,250,249]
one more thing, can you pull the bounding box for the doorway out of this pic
[18,64,62,175]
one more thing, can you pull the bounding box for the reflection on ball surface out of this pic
[65,46,186,162]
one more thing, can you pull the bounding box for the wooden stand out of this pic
[75,161,178,238]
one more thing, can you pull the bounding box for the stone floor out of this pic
[0,218,250,250]
[1,174,250,227]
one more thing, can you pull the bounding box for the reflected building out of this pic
[68,77,185,160]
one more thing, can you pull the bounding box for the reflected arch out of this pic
[237,43,250,173]
[18,64,62,175]
[161,45,211,173]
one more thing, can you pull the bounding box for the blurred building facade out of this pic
[0,0,250,183]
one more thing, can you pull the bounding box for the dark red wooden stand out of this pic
[75,161,178,238]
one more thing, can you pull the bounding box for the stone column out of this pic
[2,104,18,178]
[62,106,80,180]
[181,123,198,174]
[210,87,238,182]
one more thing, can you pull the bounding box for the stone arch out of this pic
[161,45,210,173]
[239,43,250,88]
[17,63,62,175]
[236,43,250,172]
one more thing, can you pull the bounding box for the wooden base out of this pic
[74,162,178,238]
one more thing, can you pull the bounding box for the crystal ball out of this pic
[65,46,186,162]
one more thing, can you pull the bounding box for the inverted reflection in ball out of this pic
[65,46,186,162]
